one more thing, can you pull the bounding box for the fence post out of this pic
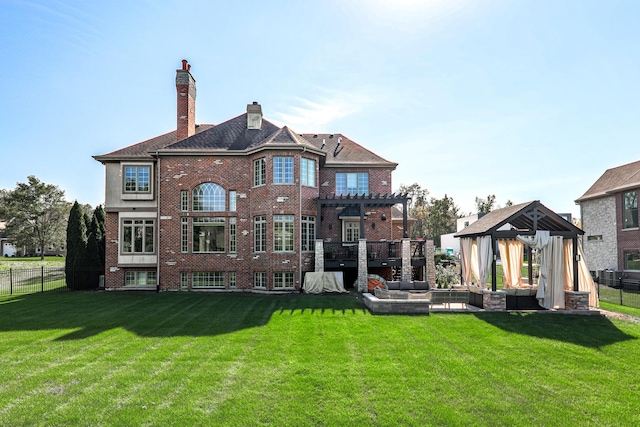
[9,268,13,295]
[620,287,623,306]
[41,266,44,293]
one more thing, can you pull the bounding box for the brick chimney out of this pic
[176,59,196,141]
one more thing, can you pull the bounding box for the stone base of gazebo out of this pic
[565,291,590,310]
[483,290,507,311]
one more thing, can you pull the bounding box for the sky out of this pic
[1,0,640,220]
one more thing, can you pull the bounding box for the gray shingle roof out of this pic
[576,159,640,202]
[93,124,214,161]
[94,108,397,168]
[455,200,582,238]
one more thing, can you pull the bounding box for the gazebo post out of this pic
[491,234,497,291]
[527,246,533,286]
[573,237,579,291]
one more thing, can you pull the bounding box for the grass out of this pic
[0,256,65,271]
[1,292,639,426]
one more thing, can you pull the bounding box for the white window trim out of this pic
[121,162,154,201]
[117,211,157,266]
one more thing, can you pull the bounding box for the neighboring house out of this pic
[576,159,640,272]
[441,214,486,256]
[94,60,425,291]
[0,221,17,257]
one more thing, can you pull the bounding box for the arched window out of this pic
[193,183,225,211]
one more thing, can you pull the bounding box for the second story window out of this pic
[193,183,225,212]
[124,166,151,193]
[301,158,316,187]
[254,158,266,186]
[623,191,638,229]
[274,157,294,184]
[336,172,368,196]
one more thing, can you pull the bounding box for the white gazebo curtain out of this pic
[516,231,565,309]
[498,240,524,288]
[460,236,493,286]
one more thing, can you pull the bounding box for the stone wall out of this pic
[580,196,618,270]
[565,291,590,311]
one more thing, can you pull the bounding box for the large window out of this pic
[625,252,640,270]
[343,221,360,243]
[193,217,225,253]
[274,156,294,184]
[254,158,266,186]
[274,272,294,289]
[301,158,316,187]
[254,215,267,252]
[336,172,368,195]
[623,191,638,229]
[122,219,154,253]
[192,272,225,288]
[301,215,316,251]
[123,165,151,193]
[193,183,225,212]
[274,215,294,251]
[125,271,156,286]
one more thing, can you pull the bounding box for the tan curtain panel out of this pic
[498,239,524,288]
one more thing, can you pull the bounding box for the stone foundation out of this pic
[363,293,430,314]
[565,291,590,311]
[483,290,507,311]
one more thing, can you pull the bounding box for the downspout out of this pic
[299,148,305,288]
[155,153,161,292]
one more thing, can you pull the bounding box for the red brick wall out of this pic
[157,151,321,290]
[103,152,401,290]
[616,189,640,269]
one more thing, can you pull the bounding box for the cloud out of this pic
[271,89,375,132]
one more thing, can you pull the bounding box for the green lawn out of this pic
[1,292,639,426]
[0,256,65,271]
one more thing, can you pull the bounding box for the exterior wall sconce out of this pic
[371,223,376,229]
[381,214,387,221]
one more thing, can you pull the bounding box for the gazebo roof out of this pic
[454,200,583,239]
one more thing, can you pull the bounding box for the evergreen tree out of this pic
[65,201,87,289]
[85,215,103,288]
[93,205,106,267]
[83,212,92,240]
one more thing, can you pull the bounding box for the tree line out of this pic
[0,175,105,289]
[397,183,512,247]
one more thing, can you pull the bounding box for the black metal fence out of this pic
[0,267,102,296]
[597,282,640,309]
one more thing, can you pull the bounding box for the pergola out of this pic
[454,200,584,293]
[315,193,410,239]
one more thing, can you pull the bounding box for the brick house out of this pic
[94,60,427,292]
[576,159,640,275]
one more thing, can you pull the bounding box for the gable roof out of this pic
[455,200,583,238]
[94,109,397,168]
[576,159,640,203]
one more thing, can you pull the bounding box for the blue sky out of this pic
[1,0,639,219]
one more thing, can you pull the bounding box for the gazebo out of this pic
[455,201,598,310]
